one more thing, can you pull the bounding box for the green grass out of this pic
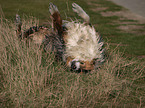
[0,0,145,107]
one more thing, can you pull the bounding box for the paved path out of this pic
[110,0,145,17]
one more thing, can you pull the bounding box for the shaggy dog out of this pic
[16,3,105,72]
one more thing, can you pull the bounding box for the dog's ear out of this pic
[49,3,63,36]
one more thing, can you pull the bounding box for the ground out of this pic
[0,0,145,107]
[88,0,145,59]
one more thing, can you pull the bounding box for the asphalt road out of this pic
[111,0,145,17]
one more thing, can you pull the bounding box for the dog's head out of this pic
[63,22,105,72]
[66,57,98,71]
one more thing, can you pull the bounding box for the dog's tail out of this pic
[72,3,90,24]
[49,3,63,36]
[15,14,22,38]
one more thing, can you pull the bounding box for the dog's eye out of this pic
[92,59,97,65]
[80,62,84,65]
[93,61,96,65]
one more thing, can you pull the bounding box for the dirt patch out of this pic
[118,25,144,33]
[101,11,145,24]
[91,7,108,12]
[87,1,100,6]
[88,0,145,24]
[100,9,145,34]
[108,43,128,46]
[88,1,108,12]
[88,0,145,33]
[137,55,145,59]
[112,21,137,25]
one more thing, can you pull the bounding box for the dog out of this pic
[16,3,105,72]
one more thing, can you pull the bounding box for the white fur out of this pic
[64,21,104,62]
[75,62,80,70]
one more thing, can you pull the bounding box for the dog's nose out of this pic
[71,61,77,70]
[70,60,80,70]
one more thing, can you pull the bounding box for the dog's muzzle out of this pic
[69,59,80,71]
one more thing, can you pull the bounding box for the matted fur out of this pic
[64,21,104,62]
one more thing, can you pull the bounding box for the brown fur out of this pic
[80,60,94,70]
[51,12,63,36]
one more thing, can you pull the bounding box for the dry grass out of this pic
[0,16,145,107]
